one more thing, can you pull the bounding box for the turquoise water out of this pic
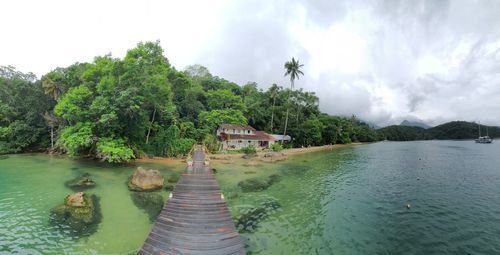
[2,141,500,254]
[215,140,500,254]
[0,155,183,254]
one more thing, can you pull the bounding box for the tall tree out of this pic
[268,84,280,133]
[283,57,304,141]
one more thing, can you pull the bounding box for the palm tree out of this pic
[283,57,304,142]
[42,77,61,100]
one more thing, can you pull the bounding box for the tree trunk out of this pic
[282,80,293,144]
[270,97,276,132]
[145,108,156,144]
[296,105,300,125]
[282,108,289,143]
[50,126,54,149]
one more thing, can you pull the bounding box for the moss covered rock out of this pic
[237,174,282,192]
[49,192,101,236]
[65,173,96,191]
[164,183,175,191]
[238,178,270,192]
[128,167,164,191]
[167,174,180,183]
[131,192,164,222]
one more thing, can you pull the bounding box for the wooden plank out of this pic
[139,147,245,255]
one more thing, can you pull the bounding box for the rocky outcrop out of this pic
[128,167,164,191]
[260,152,288,163]
[49,192,101,236]
[65,173,96,191]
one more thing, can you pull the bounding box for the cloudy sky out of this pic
[2,0,500,126]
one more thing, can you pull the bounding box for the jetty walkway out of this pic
[139,145,245,255]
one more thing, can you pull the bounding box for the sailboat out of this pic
[475,122,493,143]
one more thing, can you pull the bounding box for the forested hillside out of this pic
[378,121,500,141]
[0,41,381,162]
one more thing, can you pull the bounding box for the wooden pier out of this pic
[139,146,245,255]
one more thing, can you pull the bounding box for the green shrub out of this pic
[270,143,283,152]
[240,145,256,155]
[96,137,135,163]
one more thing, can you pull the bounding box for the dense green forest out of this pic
[379,121,500,141]
[0,41,381,162]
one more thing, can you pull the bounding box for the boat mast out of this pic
[478,122,481,137]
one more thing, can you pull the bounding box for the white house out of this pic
[217,123,276,150]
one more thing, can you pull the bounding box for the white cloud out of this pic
[2,0,500,126]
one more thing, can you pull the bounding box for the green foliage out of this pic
[2,42,389,161]
[199,109,247,131]
[270,143,283,152]
[54,85,93,123]
[96,137,135,163]
[294,118,323,146]
[57,122,94,156]
[203,134,220,153]
[240,145,257,155]
[0,66,52,154]
[206,89,246,111]
[378,125,433,141]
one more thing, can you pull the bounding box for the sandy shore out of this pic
[136,143,362,165]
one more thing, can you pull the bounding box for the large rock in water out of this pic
[65,173,96,191]
[128,167,164,191]
[49,192,101,236]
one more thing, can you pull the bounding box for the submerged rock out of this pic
[65,173,96,191]
[237,174,282,192]
[164,183,175,191]
[0,155,9,160]
[244,160,260,167]
[260,152,287,163]
[49,192,101,236]
[167,174,180,183]
[131,192,164,222]
[238,178,270,192]
[128,167,164,191]
[234,198,281,233]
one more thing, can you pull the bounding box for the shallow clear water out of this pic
[215,140,500,254]
[0,155,183,254]
[1,141,500,254]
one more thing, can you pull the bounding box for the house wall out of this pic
[217,128,255,136]
[222,139,273,150]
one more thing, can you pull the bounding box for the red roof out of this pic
[219,131,276,141]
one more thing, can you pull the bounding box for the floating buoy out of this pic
[406,204,411,209]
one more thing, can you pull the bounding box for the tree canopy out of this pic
[0,42,384,162]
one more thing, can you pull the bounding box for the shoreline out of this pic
[136,143,363,165]
[4,143,364,166]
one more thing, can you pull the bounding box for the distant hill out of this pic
[400,120,431,129]
[378,125,433,141]
[379,121,500,141]
[429,121,500,139]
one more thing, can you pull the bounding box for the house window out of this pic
[248,130,251,134]
[233,129,235,133]
[248,140,251,143]
[238,140,242,143]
